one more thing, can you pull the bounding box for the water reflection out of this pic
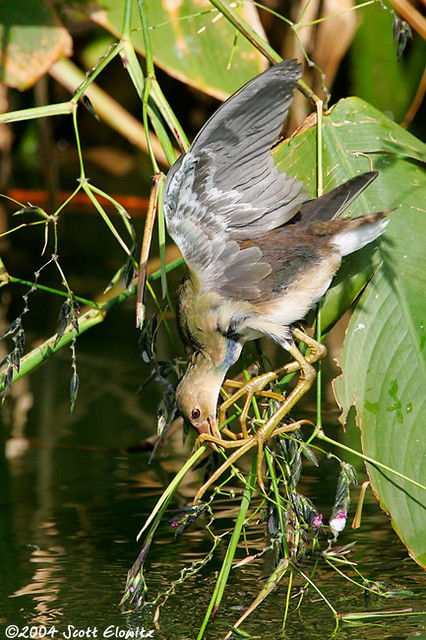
[11,541,65,626]
[0,308,425,640]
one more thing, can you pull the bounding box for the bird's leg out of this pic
[219,327,326,440]
[219,371,282,439]
[252,330,325,492]
[290,326,327,368]
[192,419,312,504]
[193,329,326,502]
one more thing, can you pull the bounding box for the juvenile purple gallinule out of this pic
[163,60,388,498]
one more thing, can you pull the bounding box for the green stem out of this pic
[156,178,168,299]
[72,103,86,181]
[197,455,257,639]
[6,277,94,308]
[315,427,426,493]
[0,102,75,124]
[208,0,319,105]
[208,0,280,64]
[136,0,188,157]
[0,257,184,392]
[316,100,324,196]
[295,566,339,633]
[282,567,293,629]
[265,449,289,559]
[70,43,122,104]
[120,40,145,101]
[82,183,132,256]
[122,0,133,39]
[294,0,377,30]
[136,445,208,541]
[138,0,154,77]
[150,79,189,154]
[88,184,136,242]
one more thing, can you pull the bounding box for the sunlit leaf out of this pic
[275,96,425,330]
[92,0,266,99]
[0,0,72,89]
[275,96,426,566]
[333,170,426,568]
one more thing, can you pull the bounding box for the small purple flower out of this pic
[312,513,323,531]
[329,510,348,537]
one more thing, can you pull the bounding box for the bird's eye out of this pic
[191,408,201,420]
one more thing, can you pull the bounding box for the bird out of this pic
[162,59,388,499]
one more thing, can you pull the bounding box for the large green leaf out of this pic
[275,97,426,331]
[0,0,72,90]
[92,0,266,99]
[333,172,426,566]
[350,2,426,123]
[275,97,426,566]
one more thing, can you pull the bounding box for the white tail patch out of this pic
[332,219,389,257]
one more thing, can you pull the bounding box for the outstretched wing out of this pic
[299,171,378,223]
[163,60,307,301]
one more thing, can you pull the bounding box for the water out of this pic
[0,305,425,640]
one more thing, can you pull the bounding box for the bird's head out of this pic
[175,352,227,437]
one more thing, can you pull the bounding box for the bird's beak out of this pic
[195,416,219,439]
[207,416,221,440]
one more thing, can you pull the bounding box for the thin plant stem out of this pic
[295,566,340,633]
[136,173,163,328]
[142,76,159,174]
[208,0,320,105]
[282,566,294,629]
[197,455,257,639]
[156,177,168,300]
[82,184,132,256]
[6,277,101,308]
[223,556,290,639]
[208,0,280,64]
[265,449,289,559]
[294,0,385,31]
[122,0,133,40]
[0,254,183,393]
[70,43,122,104]
[315,99,324,429]
[316,100,324,197]
[88,185,136,242]
[315,426,426,493]
[0,102,75,124]
[138,0,154,77]
[137,0,188,156]
[136,445,207,541]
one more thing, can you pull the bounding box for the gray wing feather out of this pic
[299,172,378,223]
[164,60,306,301]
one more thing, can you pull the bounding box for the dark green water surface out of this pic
[0,307,425,640]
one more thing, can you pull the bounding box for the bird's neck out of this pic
[178,273,243,365]
[220,336,242,370]
[189,334,242,374]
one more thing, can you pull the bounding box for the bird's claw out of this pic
[219,370,285,440]
[192,329,326,503]
[192,418,313,504]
